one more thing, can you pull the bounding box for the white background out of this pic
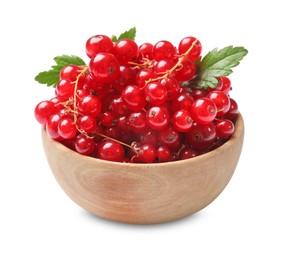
[1,0,283,259]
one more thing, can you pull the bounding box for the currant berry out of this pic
[34,100,57,125]
[136,68,157,87]
[75,134,95,155]
[172,58,196,82]
[190,97,217,124]
[77,95,102,117]
[113,65,137,92]
[171,93,194,111]
[99,111,117,127]
[46,114,63,140]
[138,130,159,147]
[109,97,130,117]
[172,110,193,132]
[60,65,82,81]
[207,90,230,117]
[156,145,172,162]
[215,119,235,138]
[89,52,120,84]
[225,98,239,120]
[121,85,146,111]
[153,40,176,61]
[139,42,154,59]
[178,36,202,61]
[160,77,180,100]
[159,126,182,150]
[154,59,175,75]
[55,79,75,101]
[138,144,156,163]
[144,82,168,105]
[98,140,124,162]
[190,89,209,99]
[128,111,148,133]
[113,39,139,65]
[185,122,216,150]
[58,118,77,139]
[77,115,97,133]
[86,35,114,58]
[178,146,198,160]
[216,76,231,94]
[146,106,170,130]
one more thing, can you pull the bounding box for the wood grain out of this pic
[41,115,244,224]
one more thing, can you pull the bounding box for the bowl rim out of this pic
[42,114,244,169]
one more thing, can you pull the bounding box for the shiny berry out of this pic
[178,36,202,61]
[190,97,217,124]
[89,52,120,84]
[146,106,170,130]
[98,140,124,162]
[113,39,139,65]
[121,85,146,111]
[86,35,114,58]
[207,90,230,117]
[34,100,57,125]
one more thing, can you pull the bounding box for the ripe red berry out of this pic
[113,39,139,65]
[153,40,176,61]
[75,134,95,155]
[190,97,217,124]
[172,110,193,132]
[144,82,168,105]
[185,122,216,150]
[178,36,202,61]
[215,119,235,138]
[86,35,114,58]
[121,85,146,111]
[55,79,75,101]
[207,90,230,117]
[89,52,120,84]
[58,118,77,139]
[98,140,124,162]
[139,42,154,59]
[34,100,57,125]
[146,106,170,130]
[60,65,82,81]
[138,144,157,163]
[77,95,102,117]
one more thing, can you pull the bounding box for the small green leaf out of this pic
[196,46,248,89]
[112,27,136,42]
[35,55,86,88]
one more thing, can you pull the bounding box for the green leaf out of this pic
[35,55,86,88]
[112,27,136,42]
[197,46,248,89]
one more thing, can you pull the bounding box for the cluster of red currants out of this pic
[35,34,239,163]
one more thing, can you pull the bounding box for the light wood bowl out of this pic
[42,114,244,224]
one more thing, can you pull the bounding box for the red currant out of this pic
[225,98,239,120]
[128,111,148,133]
[34,100,57,125]
[178,36,202,61]
[139,42,153,59]
[86,35,114,58]
[173,58,196,82]
[178,146,198,160]
[146,106,170,130]
[138,144,156,163]
[185,122,216,150]
[113,39,139,65]
[75,134,95,155]
[172,110,193,132]
[159,126,181,150]
[98,140,124,162]
[55,79,75,101]
[156,145,173,162]
[215,119,235,138]
[144,82,168,105]
[77,95,102,117]
[207,90,230,117]
[217,76,231,94]
[60,65,82,81]
[190,97,217,124]
[77,115,97,133]
[58,118,77,139]
[121,85,146,111]
[153,40,176,61]
[89,52,120,84]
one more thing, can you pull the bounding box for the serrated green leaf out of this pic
[35,54,86,88]
[197,46,248,89]
[35,70,60,88]
[112,27,136,42]
[54,55,86,67]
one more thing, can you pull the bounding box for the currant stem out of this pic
[145,38,198,85]
[95,132,139,155]
[73,66,88,124]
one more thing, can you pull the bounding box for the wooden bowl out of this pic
[42,114,244,224]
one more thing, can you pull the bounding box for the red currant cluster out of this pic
[35,34,239,163]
